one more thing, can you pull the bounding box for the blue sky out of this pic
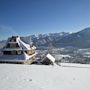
[0,0,90,39]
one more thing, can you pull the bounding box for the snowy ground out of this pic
[0,63,90,90]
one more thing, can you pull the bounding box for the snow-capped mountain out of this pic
[36,28,90,48]
[31,28,90,48]
[1,27,90,48]
[57,28,90,48]
[21,32,70,47]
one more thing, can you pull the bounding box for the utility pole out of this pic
[48,41,54,54]
[29,36,33,47]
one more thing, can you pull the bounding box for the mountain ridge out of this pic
[0,27,90,48]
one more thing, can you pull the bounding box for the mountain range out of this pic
[1,27,90,49]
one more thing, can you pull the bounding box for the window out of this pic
[6,43,10,48]
[3,51,17,55]
[10,43,19,48]
[3,51,11,55]
[17,51,23,55]
[11,51,17,55]
[10,38,16,42]
[6,43,19,48]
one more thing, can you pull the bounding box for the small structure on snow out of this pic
[41,53,55,65]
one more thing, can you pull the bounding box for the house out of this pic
[0,36,37,64]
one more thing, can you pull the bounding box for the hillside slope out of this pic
[0,63,90,90]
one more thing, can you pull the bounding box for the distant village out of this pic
[37,46,90,64]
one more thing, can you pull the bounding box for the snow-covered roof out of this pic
[46,53,55,63]
[3,36,36,51]
[17,36,36,50]
[59,55,71,58]
[24,52,37,60]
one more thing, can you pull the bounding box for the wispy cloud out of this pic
[0,25,19,40]
[0,25,19,35]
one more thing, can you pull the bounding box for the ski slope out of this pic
[0,63,90,90]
